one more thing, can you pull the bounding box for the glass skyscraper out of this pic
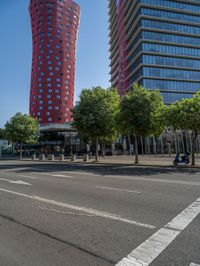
[108,0,200,103]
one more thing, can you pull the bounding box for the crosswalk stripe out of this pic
[116,197,200,266]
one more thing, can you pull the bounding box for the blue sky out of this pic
[0,0,110,127]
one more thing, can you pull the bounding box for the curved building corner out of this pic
[29,0,80,129]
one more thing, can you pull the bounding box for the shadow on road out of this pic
[0,161,199,178]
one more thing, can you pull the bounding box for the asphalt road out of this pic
[0,160,199,266]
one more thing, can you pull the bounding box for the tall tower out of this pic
[108,0,200,103]
[29,0,80,127]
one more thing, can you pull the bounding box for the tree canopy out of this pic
[4,113,39,159]
[165,92,200,165]
[118,83,165,163]
[72,87,120,161]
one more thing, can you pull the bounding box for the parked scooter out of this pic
[173,152,190,166]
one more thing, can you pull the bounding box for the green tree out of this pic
[72,87,120,161]
[165,93,200,166]
[118,83,165,164]
[4,113,39,160]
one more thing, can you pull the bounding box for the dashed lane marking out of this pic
[0,177,32,186]
[116,197,200,266]
[51,174,74,178]
[105,175,200,186]
[17,175,38,179]
[30,172,74,178]
[190,263,200,266]
[0,187,155,229]
[95,186,141,194]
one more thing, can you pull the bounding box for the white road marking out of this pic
[0,187,155,229]
[2,167,29,172]
[0,178,31,186]
[116,197,200,266]
[9,180,32,185]
[51,174,74,178]
[95,186,141,194]
[30,172,53,176]
[30,172,74,178]
[190,263,200,266]
[17,175,38,179]
[106,175,200,186]
[74,171,100,177]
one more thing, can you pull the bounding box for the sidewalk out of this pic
[94,155,200,167]
[2,155,200,168]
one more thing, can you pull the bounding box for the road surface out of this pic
[0,160,199,266]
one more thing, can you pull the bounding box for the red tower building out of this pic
[29,0,80,128]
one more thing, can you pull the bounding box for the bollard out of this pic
[32,153,37,160]
[48,154,54,160]
[71,153,76,161]
[39,154,45,161]
[83,154,89,162]
[59,154,65,161]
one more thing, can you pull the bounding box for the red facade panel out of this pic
[29,0,80,126]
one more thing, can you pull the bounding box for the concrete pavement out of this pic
[0,160,199,265]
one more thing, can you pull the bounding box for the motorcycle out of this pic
[173,152,190,166]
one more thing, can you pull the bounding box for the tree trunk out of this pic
[191,132,198,166]
[102,143,105,158]
[95,139,99,162]
[141,136,144,156]
[160,136,164,157]
[134,135,139,164]
[128,134,131,155]
[20,144,23,160]
[12,142,15,156]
